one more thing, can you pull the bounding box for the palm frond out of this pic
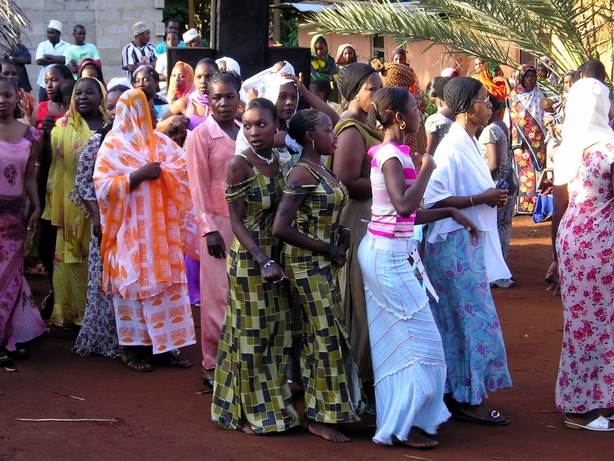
[0,0,30,54]
[305,0,614,79]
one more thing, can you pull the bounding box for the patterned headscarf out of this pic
[335,43,356,65]
[377,61,420,97]
[48,77,107,261]
[166,61,195,102]
[476,61,507,118]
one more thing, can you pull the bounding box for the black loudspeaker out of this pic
[267,47,311,85]
[211,0,269,79]
[166,47,217,75]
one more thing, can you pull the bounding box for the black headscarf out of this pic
[337,62,377,101]
[443,76,483,116]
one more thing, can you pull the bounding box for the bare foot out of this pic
[302,419,350,443]
[393,427,438,449]
[241,418,256,435]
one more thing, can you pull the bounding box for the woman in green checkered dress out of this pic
[273,109,365,443]
[211,98,299,435]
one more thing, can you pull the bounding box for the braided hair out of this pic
[367,87,410,130]
[433,77,451,99]
[443,77,482,116]
[244,97,277,121]
[425,76,443,99]
[0,77,24,119]
[209,68,241,94]
[287,109,320,146]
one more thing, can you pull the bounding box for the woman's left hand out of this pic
[27,206,42,237]
[281,72,307,97]
[337,228,351,253]
[545,261,560,295]
[450,209,480,241]
[206,231,226,259]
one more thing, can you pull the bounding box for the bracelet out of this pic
[262,260,275,268]
[469,196,475,206]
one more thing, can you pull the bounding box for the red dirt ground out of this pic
[1,216,612,461]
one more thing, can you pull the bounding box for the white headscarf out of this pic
[554,78,614,185]
[215,57,241,77]
[240,61,295,102]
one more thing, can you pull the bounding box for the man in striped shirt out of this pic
[121,22,158,79]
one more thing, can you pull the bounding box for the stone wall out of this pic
[15,0,165,94]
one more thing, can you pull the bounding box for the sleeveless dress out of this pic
[0,126,47,351]
[330,118,383,382]
[212,154,299,434]
[281,162,365,424]
[555,141,614,413]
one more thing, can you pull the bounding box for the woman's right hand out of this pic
[479,187,508,207]
[420,153,436,173]
[324,243,347,267]
[138,162,161,180]
[168,114,189,128]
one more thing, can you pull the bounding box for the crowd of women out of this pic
[1,32,614,449]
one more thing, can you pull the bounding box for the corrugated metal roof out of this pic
[272,2,420,14]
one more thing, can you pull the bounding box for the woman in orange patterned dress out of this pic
[94,89,196,371]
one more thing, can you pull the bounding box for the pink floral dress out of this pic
[555,141,614,413]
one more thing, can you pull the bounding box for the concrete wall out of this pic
[16,0,165,93]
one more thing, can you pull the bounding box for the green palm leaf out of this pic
[305,0,614,79]
[0,0,30,54]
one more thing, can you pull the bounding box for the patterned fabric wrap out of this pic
[555,141,614,413]
[425,228,512,405]
[0,126,47,350]
[72,133,120,358]
[281,163,365,423]
[212,154,299,434]
[508,66,546,213]
[94,89,192,300]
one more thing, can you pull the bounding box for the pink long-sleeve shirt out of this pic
[184,116,240,236]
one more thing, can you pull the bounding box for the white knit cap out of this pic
[182,28,200,44]
[132,21,150,36]
[48,20,62,33]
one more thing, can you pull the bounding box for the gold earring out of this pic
[354,95,360,102]
[464,113,468,124]
[399,121,406,130]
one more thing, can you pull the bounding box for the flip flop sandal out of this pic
[565,416,614,431]
[0,348,15,367]
[168,350,192,368]
[454,409,511,426]
[9,346,29,360]
[200,375,214,393]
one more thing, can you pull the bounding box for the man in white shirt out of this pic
[35,20,70,102]
[64,25,101,79]
[121,22,158,80]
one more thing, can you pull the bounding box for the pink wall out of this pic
[299,24,521,90]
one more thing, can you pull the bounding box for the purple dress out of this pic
[0,126,47,351]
